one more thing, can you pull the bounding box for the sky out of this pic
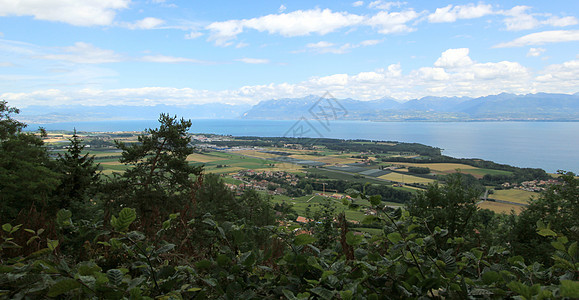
[0,0,578,108]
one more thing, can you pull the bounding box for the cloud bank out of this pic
[3,48,577,108]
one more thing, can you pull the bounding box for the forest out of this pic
[1,100,578,299]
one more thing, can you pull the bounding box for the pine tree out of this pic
[110,114,203,217]
[55,129,100,211]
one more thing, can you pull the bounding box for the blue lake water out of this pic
[33,119,579,174]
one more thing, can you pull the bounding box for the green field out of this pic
[306,168,386,185]
[271,193,368,222]
[460,168,513,178]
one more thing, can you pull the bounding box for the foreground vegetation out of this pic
[1,101,578,299]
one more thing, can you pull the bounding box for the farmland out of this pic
[490,189,537,205]
[43,131,552,217]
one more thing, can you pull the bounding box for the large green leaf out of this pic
[560,280,579,298]
[56,209,73,227]
[295,234,316,246]
[346,231,363,246]
[310,287,335,300]
[387,232,403,244]
[47,279,81,297]
[112,208,136,232]
[106,269,124,286]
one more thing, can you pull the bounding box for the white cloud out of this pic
[310,43,352,54]
[206,20,246,46]
[0,62,15,67]
[536,60,579,83]
[428,3,493,23]
[434,48,473,68]
[352,1,364,7]
[359,39,381,46]
[125,17,165,30]
[310,73,349,86]
[368,1,405,10]
[544,16,578,27]
[304,39,382,54]
[527,47,546,57]
[502,6,538,31]
[236,58,270,64]
[141,55,207,64]
[306,41,335,48]
[494,30,579,48]
[415,67,450,81]
[235,42,249,48]
[366,10,419,34]
[37,42,123,64]
[502,6,578,31]
[242,9,363,36]
[206,7,424,46]
[184,31,203,39]
[278,4,287,13]
[3,49,577,108]
[471,61,528,80]
[206,8,364,46]
[0,39,40,55]
[0,0,130,26]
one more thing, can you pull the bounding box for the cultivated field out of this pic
[289,154,358,165]
[491,189,536,205]
[383,162,513,179]
[479,201,525,214]
[186,153,228,163]
[378,172,436,184]
[387,162,478,172]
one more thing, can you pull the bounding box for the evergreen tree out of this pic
[55,129,100,213]
[110,114,203,217]
[0,101,59,220]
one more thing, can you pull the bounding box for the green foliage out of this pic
[511,171,579,263]
[109,113,203,217]
[1,194,578,299]
[0,101,60,219]
[54,129,100,214]
[305,198,338,249]
[1,108,577,298]
[56,209,73,227]
[110,208,137,232]
[408,166,430,174]
[406,172,483,241]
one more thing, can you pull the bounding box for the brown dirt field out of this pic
[491,189,536,205]
[186,153,228,163]
[478,201,525,214]
[206,166,244,174]
[378,173,435,184]
[99,161,124,166]
[234,150,281,159]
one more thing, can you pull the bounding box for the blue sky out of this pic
[0,0,578,107]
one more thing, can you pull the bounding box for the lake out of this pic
[32,119,579,174]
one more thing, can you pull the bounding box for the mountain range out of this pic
[18,92,579,124]
[241,93,579,121]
